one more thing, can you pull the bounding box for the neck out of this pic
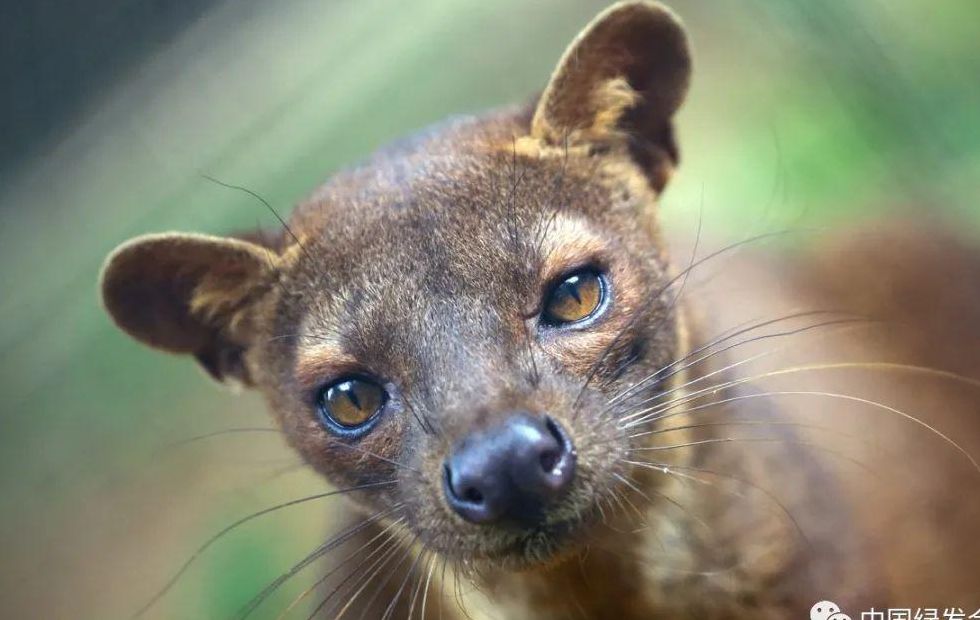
[471,516,664,619]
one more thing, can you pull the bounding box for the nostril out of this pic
[538,416,576,495]
[462,487,484,504]
[543,416,569,467]
[443,464,459,497]
[544,415,563,443]
[444,463,485,505]
[444,458,501,524]
[444,414,577,524]
[539,448,560,473]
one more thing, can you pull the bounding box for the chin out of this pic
[471,503,603,570]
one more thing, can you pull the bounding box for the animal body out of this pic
[100,2,980,618]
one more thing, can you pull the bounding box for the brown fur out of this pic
[99,2,980,618]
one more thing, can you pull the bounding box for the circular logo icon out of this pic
[811,601,852,620]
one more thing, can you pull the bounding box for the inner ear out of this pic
[531,1,691,189]
[100,232,279,384]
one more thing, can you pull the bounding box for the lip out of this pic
[472,511,593,565]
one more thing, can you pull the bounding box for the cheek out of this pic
[282,402,410,485]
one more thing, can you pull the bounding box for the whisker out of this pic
[615,469,712,535]
[156,427,282,452]
[439,556,450,620]
[609,472,656,529]
[614,314,868,417]
[622,459,811,551]
[325,439,423,476]
[772,361,980,389]
[533,132,570,256]
[629,419,840,440]
[201,175,316,267]
[449,558,489,620]
[406,551,435,620]
[609,309,864,406]
[379,546,427,620]
[630,386,980,474]
[237,504,403,619]
[128,481,397,619]
[627,436,875,475]
[452,562,472,620]
[625,361,964,426]
[401,391,439,439]
[331,534,416,620]
[605,486,634,524]
[651,340,978,422]
[275,516,405,619]
[573,228,825,410]
[596,196,705,407]
[621,361,980,473]
[303,525,408,619]
[418,551,438,620]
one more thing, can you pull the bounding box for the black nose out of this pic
[443,413,576,524]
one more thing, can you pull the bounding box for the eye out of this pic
[316,377,387,431]
[541,268,607,326]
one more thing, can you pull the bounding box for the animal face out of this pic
[100,1,693,569]
[264,148,684,565]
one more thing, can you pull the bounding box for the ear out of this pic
[531,1,691,190]
[100,233,279,385]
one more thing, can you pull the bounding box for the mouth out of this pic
[432,411,628,567]
[452,492,603,569]
[506,518,590,562]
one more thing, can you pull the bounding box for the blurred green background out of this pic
[0,0,978,617]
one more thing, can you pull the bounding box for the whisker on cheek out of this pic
[156,426,283,453]
[342,536,419,620]
[405,551,436,620]
[612,314,871,419]
[236,504,404,619]
[323,437,423,476]
[128,480,398,619]
[275,516,406,619]
[319,530,411,620]
[621,459,811,551]
[421,552,440,620]
[628,437,877,477]
[379,546,428,620]
[619,370,980,473]
[574,229,824,413]
[307,527,411,619]
[627,419,843,440]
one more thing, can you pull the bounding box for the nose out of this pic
[443,413,577,524]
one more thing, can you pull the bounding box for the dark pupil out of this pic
[545,271,601,324]
[325,380,380,426]
[559,275,585,303]
[339,382,361,408]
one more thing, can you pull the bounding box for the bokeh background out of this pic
[1,0,978,617]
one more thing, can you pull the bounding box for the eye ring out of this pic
[539,267,609,328]
[315,375,388,436]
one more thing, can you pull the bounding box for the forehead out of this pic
[293,150,619,293]
[282,145,652,376]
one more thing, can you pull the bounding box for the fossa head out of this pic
[101,2,692,569]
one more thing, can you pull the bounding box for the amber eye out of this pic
[541,269,607,326]
[316,377,387,431]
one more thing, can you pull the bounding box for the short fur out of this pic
[100,2,980,618]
